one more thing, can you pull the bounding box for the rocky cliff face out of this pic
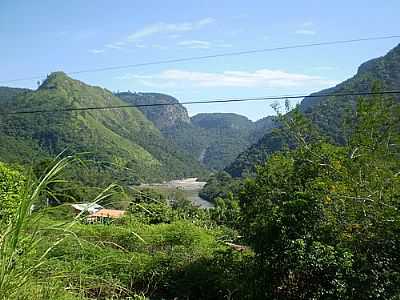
[116,92,190,129]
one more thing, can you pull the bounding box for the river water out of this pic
[140,178,214,208]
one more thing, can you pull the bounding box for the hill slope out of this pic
[226,43,400,177]
[116,92,276,170]
[0,72,206,183]
[190,113,264,170]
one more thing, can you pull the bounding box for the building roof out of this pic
[87,209,126,219]
[71,203,103,214]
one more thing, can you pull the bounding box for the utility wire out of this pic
[1,90,399,116]
[1,35,400,84]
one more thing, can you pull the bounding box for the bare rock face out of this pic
[115,92,190,129]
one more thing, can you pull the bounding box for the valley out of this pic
[140,178,214,208]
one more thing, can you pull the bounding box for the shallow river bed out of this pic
[140,178,214,208]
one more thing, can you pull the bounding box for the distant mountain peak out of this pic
[357,43,400,74]
[39,71,76,90]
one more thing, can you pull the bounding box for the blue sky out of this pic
[1,0,399,120]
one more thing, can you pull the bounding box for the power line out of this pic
[2,90,399,116]
[1,35,400,84]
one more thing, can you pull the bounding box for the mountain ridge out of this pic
[0,72,207,183]
[226,43,400,177]
[115,92,277,170]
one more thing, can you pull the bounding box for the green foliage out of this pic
[210,193,241,228]
[127,188,212,225]
[0,162,24,223]
[199,171,242,202]
[239,94,400,299]
[34,219,234,299]
[0,156,83,300]
[0,158,248,300]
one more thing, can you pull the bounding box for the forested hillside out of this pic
[191,113,275,170]
[116,92,276,170]
[0,72,207,184]
[0,87,31,102]
[226,43,400,177]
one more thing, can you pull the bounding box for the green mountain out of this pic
[0,72,206,183]
[0,87,31,102]
[226,43,400,177]
[190,113,265,170]
[115,92,209,165]
[115,92,277,170]
[301,43,400,143]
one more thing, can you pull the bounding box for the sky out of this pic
[1,0,399,120]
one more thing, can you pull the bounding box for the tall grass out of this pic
[0,155,228,299]
[0,156,90,299]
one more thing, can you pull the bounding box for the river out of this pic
[140,178,214,208]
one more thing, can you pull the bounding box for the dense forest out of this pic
[116,92,276,170]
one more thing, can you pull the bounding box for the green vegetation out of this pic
[199,171,242,202]
[0,157,245,299]
[0,73,207,185]
[239,91,400,298]
[226,43,400,178]
[0,162,24,222]
[116,92,276,170]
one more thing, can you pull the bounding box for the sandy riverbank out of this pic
[140,178,213,208]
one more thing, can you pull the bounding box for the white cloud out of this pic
[196,17,214,26]
[178,40,211,49]
[178,40,232,49]
[127,18,215,42]
[117,69,337,88]
[88,49,105,54]
[105,43,123,49]
[93,18,215,54]
[295,29,316,35]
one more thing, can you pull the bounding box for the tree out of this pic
[240,92,400,299]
